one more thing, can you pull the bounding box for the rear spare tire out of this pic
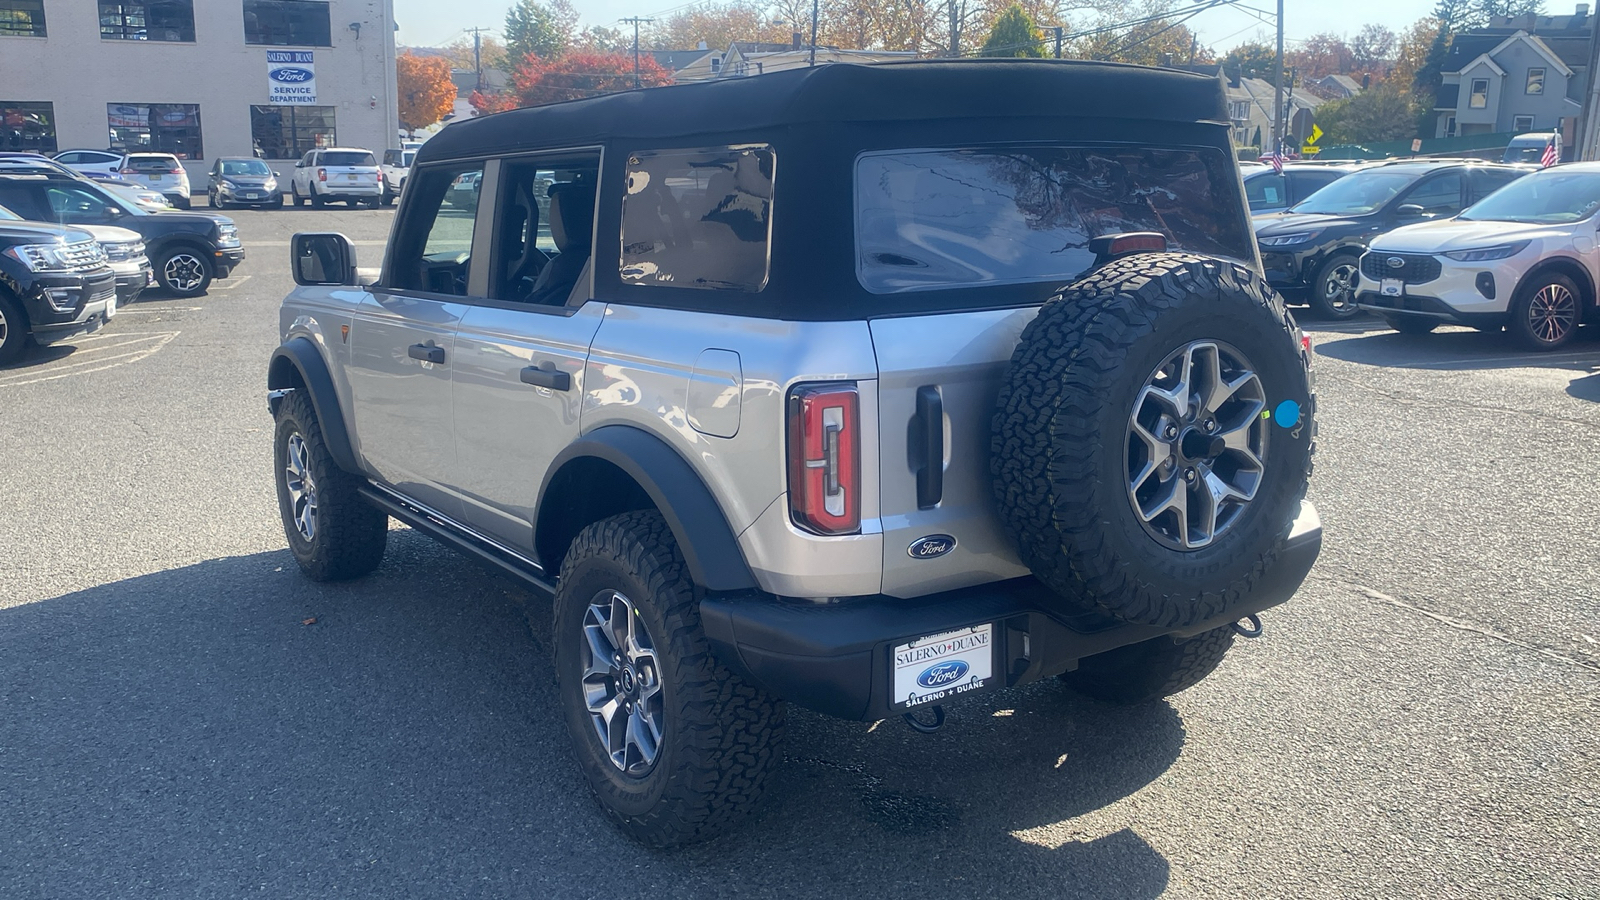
[992,253,1314,628]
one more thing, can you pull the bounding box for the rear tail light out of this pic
[119,168,136,175]
[787,383,861,536]
[317,168,327,182]
[377,171,384,182]
[168,167,183,175]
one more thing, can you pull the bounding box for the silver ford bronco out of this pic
[269,60,1322,847]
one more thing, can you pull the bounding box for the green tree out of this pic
[505,0,577,64]
[1315,84,1418,143]
[981,4,1044,58]
[1223,41,1279,81]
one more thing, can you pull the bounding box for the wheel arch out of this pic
[535,425,758,592]
[1514,256,1595,315]
[268,337,360,474]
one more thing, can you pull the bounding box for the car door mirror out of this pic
[292,232,359,286]
[1396,203,1427,218]
[273,170,281,177]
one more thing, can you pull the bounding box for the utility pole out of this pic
[466,26,488,92]
[809,0,819,66]
[949,0,960,57]
[1054,26,1063,59]
[1272,0,1284,155]
[620,16,653,88]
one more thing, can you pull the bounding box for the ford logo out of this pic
[270,67,314,83]
[1386,256,1405,269]
[908,535,956,559]
[916,660,969,688]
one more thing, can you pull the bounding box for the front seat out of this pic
[524,180,595,306]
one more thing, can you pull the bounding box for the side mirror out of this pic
[273,170,281,177]
[292,232,359,286]
[1396,203,1427,218]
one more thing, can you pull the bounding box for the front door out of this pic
[450,154,604,553]
[345,159,487,518]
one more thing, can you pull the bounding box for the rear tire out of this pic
[1059,626,1236,705]
[1508,271,1582,351]
[554,510,785,848]
[174,195,191,210]
[310,190,325,208]
[1308,252,1362,319]
[292,184,305,207]
[1382,314,1439,335]
[0,290,28,365]
[273,391,388,581]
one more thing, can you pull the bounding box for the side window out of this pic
[57,152,81,164]
[490,154,600,304]
[1402,172,1463,215]
[1245,173,1285,208]
[387,161,484,296]
[621,145,774,292]
[1470,168,1521,200]
[0,183,46,219]
[1291,171,1339,203]
[43,185,113,223]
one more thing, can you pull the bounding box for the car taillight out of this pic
[376,171,384,182]
[317,168,327,182]
[787,383,861,536]
[169,167,183,175]
[119,168,136,175]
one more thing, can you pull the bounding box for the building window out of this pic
[1526,67,1545,95]
[100,1,196,42]
[1445,116,1457,138]
[0,0,46,37]
[243,0,331,47]
[1514,115,1534,131]
[250,105,334,158]
[1470,78,1489,109]
[107,103,204,158]
[0,101,56,152]
[1229,100,1249,121]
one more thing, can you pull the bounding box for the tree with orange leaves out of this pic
[397,50,457,135]
[472,52,673,114]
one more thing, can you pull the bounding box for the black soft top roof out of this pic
[419,59,1229,162]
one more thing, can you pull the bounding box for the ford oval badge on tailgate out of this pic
[908,535,956,559]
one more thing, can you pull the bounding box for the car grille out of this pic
[103,240,145,262]
[61,239,109,271]
[90,282,116,304]
[1360,252,1442,284]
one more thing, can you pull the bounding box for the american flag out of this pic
[1262,153,1284,174]
[1542,138,1558,168]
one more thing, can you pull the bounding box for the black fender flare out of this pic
[267,336,360,474]
[536,426,757,592]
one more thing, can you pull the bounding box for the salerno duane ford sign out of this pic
[267,51,316,105]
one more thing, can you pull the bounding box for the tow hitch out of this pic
[1232,614,1264,638]
[902,705,946,734]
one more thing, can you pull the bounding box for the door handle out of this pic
[408,343,445,364]
[521,364,571,392]
[913,385,944,509]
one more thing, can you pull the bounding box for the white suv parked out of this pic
[289,148,383,208]
[379,148,414,205]
[116,152,192,208]
[1357,162,1600,349]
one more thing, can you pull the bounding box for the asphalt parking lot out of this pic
[2,207,1596,899]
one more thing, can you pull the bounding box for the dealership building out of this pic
[0,0,399,177]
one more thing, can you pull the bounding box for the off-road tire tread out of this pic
[991,252,1316,628]
[274,391,387,581]
[556,510,785,848]
[1058,625,1236,705]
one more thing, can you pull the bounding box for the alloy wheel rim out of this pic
[164,254,205,291]
[1126,340,1269,551]
[1324,262,1358,310]
[0,305,8,346]
[283,432,318,541]
[579,590,664,776]
[1529,283,1577,343]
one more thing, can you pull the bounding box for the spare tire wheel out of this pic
[992,253,1314,629]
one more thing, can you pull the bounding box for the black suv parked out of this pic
[0,172,243,297]
[0,219,117,363]
[1254,160,1530,317]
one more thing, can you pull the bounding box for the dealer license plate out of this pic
[1380,278,1404,297]
[244,192,260,199]
[892,623,995,710]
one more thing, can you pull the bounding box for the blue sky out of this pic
[393,0,1444,52]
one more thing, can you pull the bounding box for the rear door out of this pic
[450,153,605,552]
[1288,169,1344,205]
[858,144,1258,598]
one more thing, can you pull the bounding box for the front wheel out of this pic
[156,247,213,296]
[273,391,388,581]
[0,290,27,365]
[1382,314,1439,335]
[1058,625,1236,705]
[173,195,191,210]
[553,510,785,848]
[1308,253,1362,319]
[1509,272,1582,351]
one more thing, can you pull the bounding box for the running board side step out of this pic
[357,483,558,601]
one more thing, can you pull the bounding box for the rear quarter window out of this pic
[855,146,1251,294]
[620,146,774,292]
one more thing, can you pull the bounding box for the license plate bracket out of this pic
[890,623,998,711]
[1380,277,1404,297]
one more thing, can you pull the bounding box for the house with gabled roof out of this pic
[1433,7,1593,140]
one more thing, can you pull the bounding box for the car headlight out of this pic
[263,178,277,191]
[1441,241,1530,262]
[5,243,78,272]
[217,224,241,248]
[1258,231,1322,247]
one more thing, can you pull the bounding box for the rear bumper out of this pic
[702,501,1323,721]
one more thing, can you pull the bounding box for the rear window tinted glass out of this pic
[127,155,180,171]
[322,151,375,167]
[1245,172,1285,207]
[621,146,774,292]
[856,146,1251,294]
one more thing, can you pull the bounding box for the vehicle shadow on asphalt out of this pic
[0,533,1178,899]
[1312,324,1600,371]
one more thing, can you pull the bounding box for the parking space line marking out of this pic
[0,332,179,388]
[249,240,388,247]
[1406,354,1600,368]
[1348,581,1599,673]
[208,276,252,290]
[119,306,204,314]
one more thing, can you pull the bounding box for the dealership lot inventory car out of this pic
[116,153,192,208]
[1357,162,1600,349]
[1245,163,1360,214]
[269,60,1320,848]
[208,157,283,209]
[0,218,116,363]
[289,148,383,207]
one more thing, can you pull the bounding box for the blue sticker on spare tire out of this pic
[916,660,969,688]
